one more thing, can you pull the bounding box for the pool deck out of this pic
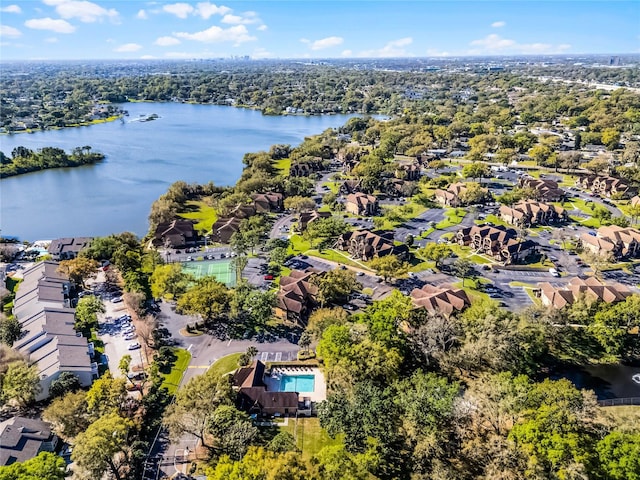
[264,366,327,403]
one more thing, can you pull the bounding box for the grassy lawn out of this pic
[409,260,436,272]
[436,208,466,229]
[307,248,371,270]
[288,234,312,254]
[571,216,601,228]
[160,348,191,395]
[208,353,243,378]
[508,281,536,288]
[281,417,343,460]
[468,254,493,264]
[475,214,509,228]
[566,197,595,216]
[322,181,340,194]
[273,158,291,176]
[453,278,491,301]
[178,200,218,233]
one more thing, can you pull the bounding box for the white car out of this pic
[128,342,141,350]
[549,268,560,277]
[124,332,137,341]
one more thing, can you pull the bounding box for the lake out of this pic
[0,103,361,241]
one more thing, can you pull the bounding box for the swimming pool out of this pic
[279,374,315,393]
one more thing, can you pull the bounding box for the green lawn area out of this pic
[453,278,491,301]
[322,181,340,194]
[307,248,371,270]
[566,197,595,216]
[160,348,191,395]
[288,234,312,254]
[281,417,343,460]
[178,200,218,233]
[571,216,601,228]
[273,158,291,176]
[436,208,466,229]
[208,353,243,378]
[409,260,436,272]
[467,254,493,264]
[475,214,509,227]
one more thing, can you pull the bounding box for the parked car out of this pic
[264,274,274,280]
[124,333,137,341]
[128,342,141,350]
[111,296,123,303]
[342,303,357,311]
[549,268,560,277]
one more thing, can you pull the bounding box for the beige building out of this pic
[345,192,378,216]
[499,200,567,227]
[538,276,631,309]
[580,225,640,260]
[410,284,470,316]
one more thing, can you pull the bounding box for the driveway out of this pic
[269,213,296,239]
[394,208,445,243]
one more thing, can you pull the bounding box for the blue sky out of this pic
[0,1,638,60]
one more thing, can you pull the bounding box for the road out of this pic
[269,213,295,239]
[394,208,444,243]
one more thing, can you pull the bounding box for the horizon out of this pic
[0,1,638,61]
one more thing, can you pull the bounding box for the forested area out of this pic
[0,145,104,178]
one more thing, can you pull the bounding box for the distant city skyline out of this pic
[0,1,638,61]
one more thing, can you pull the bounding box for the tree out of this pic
[592,205,612,226]
[208,405,258,460]
[306,307,348,341]
[267,431,298,453]
[49,371,81,398]
[85,373,127,420]
[462,162,490,183]
[628,204,640,225]
[528,144,555,166]
[311,269,360,306]
[177,277,229,322]
[119,355,132,380]
[303,216,349,248]
[43,390,89,441]
[298,331,312,354]
[451,258,475,286]
[57,257,99,288]
[150,263,192,300]
[1,360,40,407]
[206,447,312,480]
[163,372,234,452]
[74,295,105,332]
[0,316,21,346]
[284,195,316,213]
[596,431,640,480]
[418,243,452,269]
[369,254,410,283]
[0,451,66,480]
[602,128,621,150]
[71,412,134,480]
[584,157,609,175]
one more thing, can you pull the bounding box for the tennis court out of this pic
[181,259,236,286]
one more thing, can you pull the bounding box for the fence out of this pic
[598,397,640,407]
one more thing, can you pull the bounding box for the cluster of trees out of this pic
[0,146,104,178]
[35,370,171,480]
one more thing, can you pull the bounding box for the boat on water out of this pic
[130,113,160,123]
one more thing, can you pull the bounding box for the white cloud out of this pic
[175,24,256,45]
[300,38,310,44]
[257,24,267,31]
[136,9,147,20]
[0,25,22,37]
[114,42,142,52]
[43,0,118,23]
[25,17,75,33]
[251,47,272,59]
[45,36,58,43]
[359,37,413,57]
[491,21,506,28]
[195,2,231,19]
[155,36,181,46]
[341,49,352,57]
[426,48,450,57]
[140,55,156,59]
[468,34,571,55]
[1,5,22,14]
[163,3,194,19]
[310,36,343,51]
[221,11,260,25]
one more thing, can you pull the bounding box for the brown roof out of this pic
[410,284,470,315]
[276,270,318,315]
[539,276,632,308]
[346,192,377,208]
[232,360,265,388]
